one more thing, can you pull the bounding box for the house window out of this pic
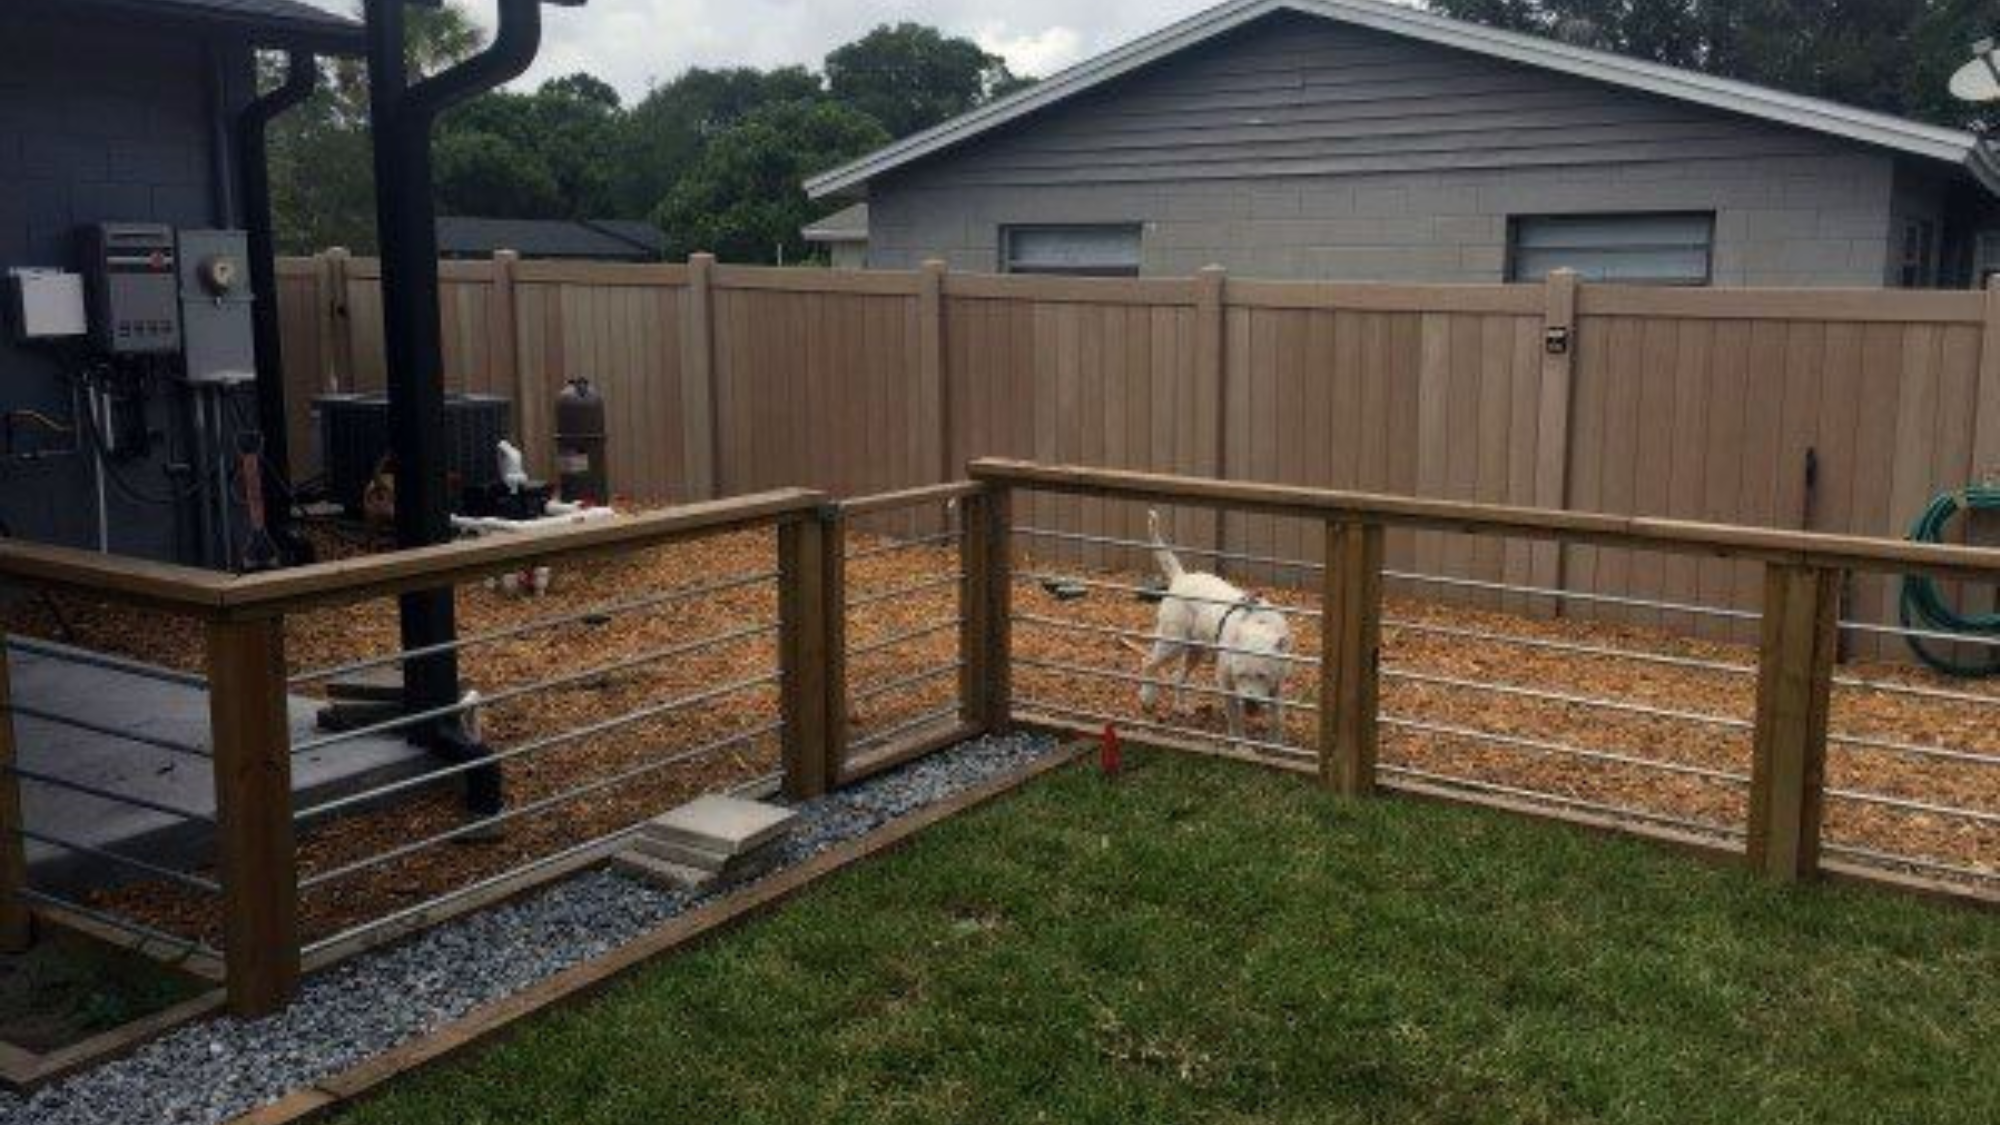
[1507,213,1714,285]
[1002,225,1142,277]
[1898,218,1937,288]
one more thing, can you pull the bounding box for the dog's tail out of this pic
[1147,509,1185,583]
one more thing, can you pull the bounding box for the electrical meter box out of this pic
[80,223,182,355]
[176,229,256,386]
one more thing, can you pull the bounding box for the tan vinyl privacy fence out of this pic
[277,252,2000,656]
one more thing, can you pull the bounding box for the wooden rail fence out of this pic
[1,462,1996,1023]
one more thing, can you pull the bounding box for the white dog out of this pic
[1134,510,1295,741]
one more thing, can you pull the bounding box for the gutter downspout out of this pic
[237,49,317,562]
[365,0,561,815]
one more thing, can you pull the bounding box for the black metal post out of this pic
[238,50,317,559]
[365,0,559,814]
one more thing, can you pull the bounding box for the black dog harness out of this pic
[1215,596,1266,643]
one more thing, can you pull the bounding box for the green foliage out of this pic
[1424,0,1996,127]
[608,66,826,220]
[433,130,564,218]
[340,751,2000,1125]
[652,101,889,263]
[825,22,1024,139]
[435,73,627,220]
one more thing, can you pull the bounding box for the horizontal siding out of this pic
[901,11,1860,191]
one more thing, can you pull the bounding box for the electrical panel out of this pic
[176,229,256,386]
[80,223,182,355]
[5,269,87,341]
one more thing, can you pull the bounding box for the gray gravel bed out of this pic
[0,733,1059,1125]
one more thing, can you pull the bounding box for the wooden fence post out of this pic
[1530,269,1579,612]
[960,486,1012,734]
[681,253,719,502]
[323,247,354,393]
[0,636,31,952]
[1195,265,1229,555]
[823,507,850,786]
[920,260,951,491]
[778,508,835,799]
[1747,563,1839,881]
[1319,520,1385,796]
[207,615,300,1017]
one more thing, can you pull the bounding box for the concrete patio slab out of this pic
[6,638,437,892]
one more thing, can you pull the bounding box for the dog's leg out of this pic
[1173,649,1198,712]
[1269,697,1287,745]
[1136,640,1181,711]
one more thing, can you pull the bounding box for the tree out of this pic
[608,66,825,218]
[825,23,1023,138]
[267,0,488,251]
[433,131,564,217]
[1422,0,1995,128]
[653,101,890,263]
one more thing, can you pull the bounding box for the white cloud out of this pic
[974,23,1086,77]
[300,0,1215,101]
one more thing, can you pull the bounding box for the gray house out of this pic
[808,0,2000,288]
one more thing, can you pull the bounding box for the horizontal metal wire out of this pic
[1016,570,1323,620]
[1018,697,1315,763]
[1014,526,1319,574]
[1015,525,1755,626]
[17,826,220,894]
[845,529,963,562]
[1383,618,1756,676]
[1823,786,2000,827]
[288,568,781,688]
[6,764,215,823]
[1383,569,1760,624]
[847,617,961,661]
[292,622,778,757]
[1831,673,2000,710]
[1381,715,1751,786]
[2,702,212,760]
[301,818,647,958]
[1383,668,1750,732]
[296,673,783,823]
[6,635,207,688]
[849,705,963,751]
[1821,841,2000,885]
[850,663,963,706]
[846,573,963,611]
[1826,729,2000,769]
[18,887,221,960]
[300,720,783,890]
[1837,617,2000,649]
[1016,655,1320,712]
[1014,613,1322,668]
[1378,763,1746,839]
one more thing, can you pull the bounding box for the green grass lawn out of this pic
[343,751,1999,1125]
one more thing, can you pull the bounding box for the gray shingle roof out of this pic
[45,0,364,52]
[437,218,669,262]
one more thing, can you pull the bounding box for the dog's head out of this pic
[1223,608,1294,710]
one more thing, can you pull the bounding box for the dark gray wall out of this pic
[866,11,1972,285]
[0,10,252,561]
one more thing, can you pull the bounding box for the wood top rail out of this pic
[0,488,826,619]
[836,481,982,518]
[967,460,2000,582]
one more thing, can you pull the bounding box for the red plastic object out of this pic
[1100,724,1123,778]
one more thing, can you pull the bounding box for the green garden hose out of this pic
[1899,485,2000,677]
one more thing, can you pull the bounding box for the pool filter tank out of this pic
[555,377,608,504]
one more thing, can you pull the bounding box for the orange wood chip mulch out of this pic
[4,522,1995,948]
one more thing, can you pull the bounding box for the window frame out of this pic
[999,224,1144,278]
[1505,211,1717,287]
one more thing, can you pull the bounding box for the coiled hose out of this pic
[1899,485,2000,677]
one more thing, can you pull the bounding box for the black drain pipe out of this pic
[238,50,317,564]
[365,0,576,813]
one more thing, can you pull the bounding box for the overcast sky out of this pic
[302,1,1225,101]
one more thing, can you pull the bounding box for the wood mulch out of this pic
[3,521,1995,948]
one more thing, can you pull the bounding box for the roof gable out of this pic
[808,0,1985,199]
